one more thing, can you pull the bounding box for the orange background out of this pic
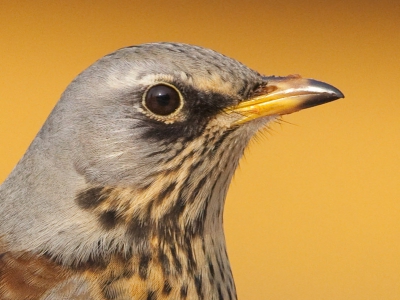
[1,1,399,299]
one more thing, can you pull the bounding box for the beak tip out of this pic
[302,93,343,111]
[306,78,345,106]
[329,86,345,100]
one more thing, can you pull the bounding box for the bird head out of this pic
[0,42,343,267]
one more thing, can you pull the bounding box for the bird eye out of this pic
[143,84,182,116]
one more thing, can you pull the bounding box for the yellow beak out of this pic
[227,75,344,125]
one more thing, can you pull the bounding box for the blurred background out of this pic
[0,1,399,299]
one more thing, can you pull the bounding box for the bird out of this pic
[0,42,343,300]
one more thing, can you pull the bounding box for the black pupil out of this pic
[156,94,170,106]
[145,84,180,116]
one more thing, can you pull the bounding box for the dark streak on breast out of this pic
[162,280,173,295]
[158,249,171,275]
[217,283,223,300]
[75,187,110,210]
[98,210,120,230]
[146,290,157,300]
[180,283,188,298]
[127,218,151,249]
[194,273,203,299]
[139,254,151,280]
[156,181,177,205]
